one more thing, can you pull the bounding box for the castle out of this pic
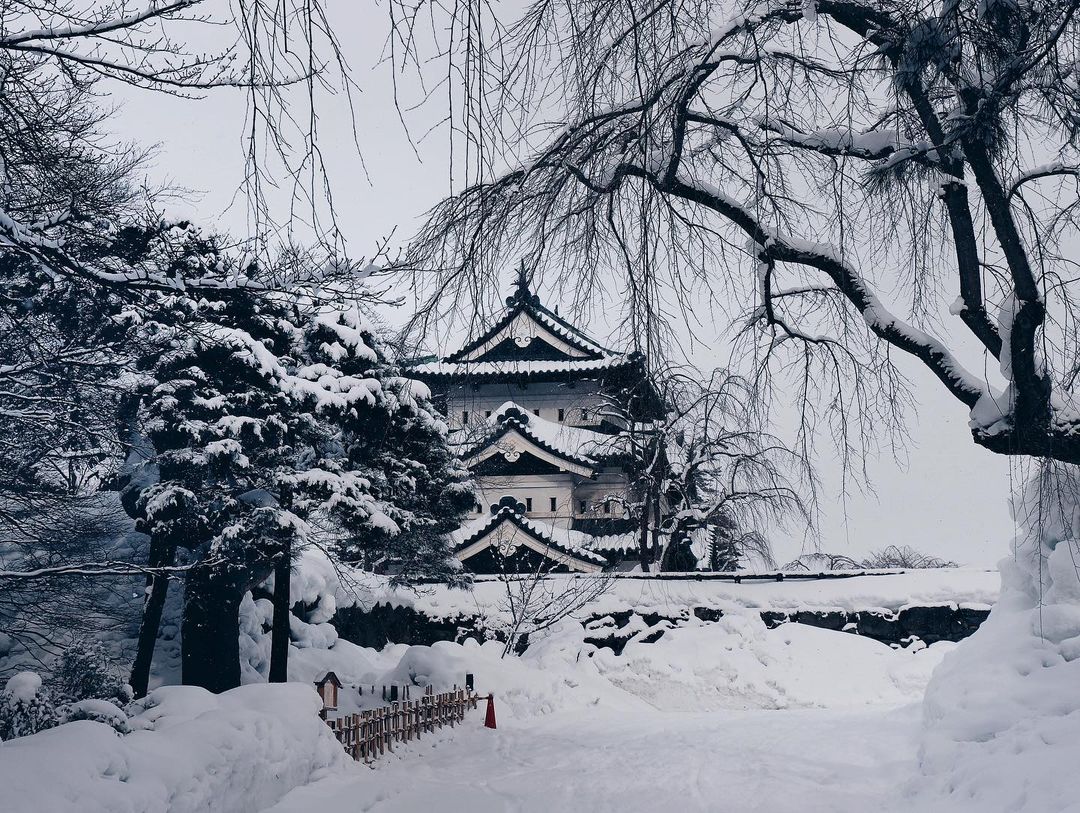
[411,270,664,573]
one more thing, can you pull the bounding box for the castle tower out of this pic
[411,270,663,573]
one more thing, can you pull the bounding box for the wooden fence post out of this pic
[321,683,483,765]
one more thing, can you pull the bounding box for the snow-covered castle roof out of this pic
[410,266,647,383]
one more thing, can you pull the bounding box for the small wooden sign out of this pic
[314,671,343,712]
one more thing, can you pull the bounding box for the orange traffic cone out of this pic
[484,694,497,729]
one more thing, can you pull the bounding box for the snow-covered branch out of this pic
[0,557,225,581]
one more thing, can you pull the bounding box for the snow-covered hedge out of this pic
[0,683,347,813]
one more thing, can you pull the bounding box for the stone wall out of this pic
[332,601,989,653]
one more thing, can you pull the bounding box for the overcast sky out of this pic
[108,7,1014,568]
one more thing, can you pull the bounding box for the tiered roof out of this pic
[409,355,641,381]
[452,498,607,573]
[459,403,625,476]
[414,267,661,573]
[410,266,646,382]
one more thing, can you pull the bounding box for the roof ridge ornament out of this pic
[507,260,540,307]
[492,495,527,515]
[496,404,530,424]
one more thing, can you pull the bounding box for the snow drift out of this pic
[0,683,346,813]
[283,614,950,721]
[918,466,1080,812]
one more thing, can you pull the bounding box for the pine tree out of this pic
[294,308,475,584]
[706,514,741,572]
[120,232,474,692]
[122,227,320,692]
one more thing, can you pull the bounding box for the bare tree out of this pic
[602,366,809,571]
[782,552,863,572]
[861,545,957,569]
[0,495,139,674]
[482,567,613,658]
[402,0,1080,469]
[0,0,363,268]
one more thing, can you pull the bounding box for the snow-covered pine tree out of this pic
[122,229,474,692]
[706,514,741,572]
[294,307,475,585]
[124,227,323,693]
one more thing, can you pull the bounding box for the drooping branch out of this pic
[404,0,1080,464]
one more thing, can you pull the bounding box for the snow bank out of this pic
[289,610,950,722]
[364,569,999,625]
[4,672,41,704]
[0,683,347,813]
[593,615,950,711]
[269,554,980,719]
[917,468,1080,812]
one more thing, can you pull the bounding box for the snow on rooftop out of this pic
[411,355,635,378]
[453,508,609,566]
[472,401,623,461]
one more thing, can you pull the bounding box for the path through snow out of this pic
[267,704,922,812]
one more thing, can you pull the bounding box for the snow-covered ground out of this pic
[0,683,346,813]
[5,548,1078,813]
[262,614,957,813]
[267,706,923,813]
[265,545,1075,813]
[0,598,956,813]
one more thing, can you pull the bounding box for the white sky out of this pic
[107,8,1014,568]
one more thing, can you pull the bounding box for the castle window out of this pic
[581,408,590,421]
[533,408,540,416]
[578,499,587,513]
[603,500,611,514]
[463,410,469,422]
[549,497,557,512]
[526,497,533,512]
[557,408,565,422]
[485,410,492,418]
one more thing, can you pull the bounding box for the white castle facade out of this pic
[411,271,664,573]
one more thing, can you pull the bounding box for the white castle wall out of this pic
[444,381,613,431]
[444,378,634,530]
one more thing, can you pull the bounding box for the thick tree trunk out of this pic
[268,541,291,683]
[181,565,245,693]
[129,534,176,699]
[660,526,679,571]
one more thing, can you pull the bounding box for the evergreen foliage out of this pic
[53,641,131,706]
[0,672,57,741]
[296,309,474,582]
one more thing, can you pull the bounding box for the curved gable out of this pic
[455,511,605,573]
[463,427,597,479]
[451,310,600,363]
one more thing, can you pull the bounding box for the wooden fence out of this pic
[325,686,480,763]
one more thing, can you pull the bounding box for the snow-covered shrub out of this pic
[47,641,133,734]
[0,671,58,740]
[782,552,861,571]
[1,683,348,813]
[918,463,1080,812]
[861,545,957,569]
[53,641,131,705]
[58,698,131,734]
